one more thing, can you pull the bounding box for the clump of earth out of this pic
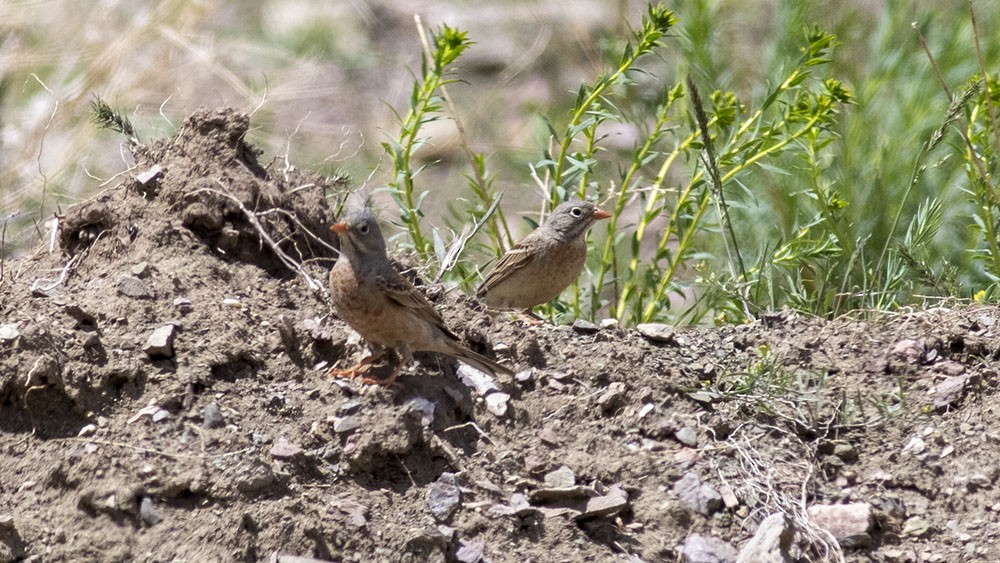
[1,108,998,562]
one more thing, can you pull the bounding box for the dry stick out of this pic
[65,437,253,460]
[29,74,58,228]
[204,182,327,296]
[686,77,753,320]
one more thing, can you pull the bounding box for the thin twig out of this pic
[203,181,327,296]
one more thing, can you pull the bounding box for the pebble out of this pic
[679,534,738,563]
[338,400,362,415]
[77,424,98,437]
[456,539,486,563]
[544,466,576,489]
[807,502,873,547]
[140,496,164,525]
[596,381,626,412]
[142,325,176,359]
[223,298,242,308]
[202,403,225,429]
[674,427,698,447]
[135,164,163,185]
[575,485,628,520]
[600,318,619,330]
[427,472,461,521]
[332,416,361,434]
[485,392,510,417]
[404,398,436,427]
[131,261,150,278]
[0,324,20,342]
[672,472,722,516]
[833,442,858,463]
[270,437,303,459]
[636,323,678,344]
[116,274,155,299]
[152,409,171,423]
[903,516,933,538]
[571,319,600,334]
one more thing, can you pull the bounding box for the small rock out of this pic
[116,274,155,299]
[455,539,486,563]
[77,424,97,437]
[488,492,538,518]
[575,485,628,520]
[737,513,794,563]
[135,164,163,185]
[833,442,858,463]
[637,323,677,344]
[889,339,923,364]
[571,319,600,334]
[528,485,596,504]
[333,416,362,434]
[679,534,738,563]
[457,364,499,395]
[0,514,13,529]
[139,496,164,525]
[173,297,193,311]
[485,392,510,416]
[0,323,20,342]
[152,409,171,423]
[514,370,533,383]
[597,381,626,412]
[719,485,739,509]
[673,472,723,516]
[931,374,973,409]
[427,473,461,521]
[131,261,150,278]
[223,297,242,308]
[338,400,362,415]
[807,503,873,547]
[331,495,368,528]
[539,426,561,446]
[270,437,303,459]
[202,403,225,429]
[142,325,176,359]
[903,436,926,456]
[902,516,933,538]
[524,454,548,474]
[544,466,576,489]
[600,318,619,330]
[674,427,698,447]
[404,397,436,427]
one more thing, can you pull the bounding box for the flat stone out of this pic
[675,426,698,447]
[139,496,164,525]
[456,539,486,563]
[116,274,155,299]
[600,318,619,329]
[807,503,872,548]
[142,325,176,359]
[457,364,499,395]
[673,472,723,516]
[202,403,225,429]
[427,472,461,521]
[131,261,150,278]
[931,374,972,409]
[544,466,576,488]
[528,485,596,504]
[636,323,677,344]
[0,324,20,342]
[571,319,600,334]
[575,485,628,520]
[270,437,303,459]
[902,516,933,538]
[737,513,794,563]
[485,392,509,417]
[679,534,738,563]
[135,164,163,185]
[333,416,362,434]
[833,442,858,463]
[597,381,626,412]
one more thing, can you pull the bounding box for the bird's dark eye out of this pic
[570,207,583,218]
[358,224,370,234]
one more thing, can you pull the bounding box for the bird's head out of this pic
[331,207,387,260]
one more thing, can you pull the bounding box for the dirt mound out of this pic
[2,108,1000,562]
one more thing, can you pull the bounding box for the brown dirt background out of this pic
[3,109,1000,562]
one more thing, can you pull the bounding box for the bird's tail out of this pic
[453,347,514,377]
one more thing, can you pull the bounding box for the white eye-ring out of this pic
[359,224,370,234]
[570,206,583,218]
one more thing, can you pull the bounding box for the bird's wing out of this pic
[377,273,451,330]
[477,240,539,296]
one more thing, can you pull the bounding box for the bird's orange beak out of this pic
[594,209,612,220]
[331,222,349,233]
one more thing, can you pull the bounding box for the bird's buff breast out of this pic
[330,278,438,350]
